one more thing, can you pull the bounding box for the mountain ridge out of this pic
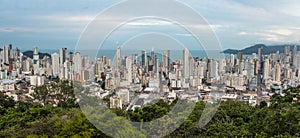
[22,50,51,59]
[223,44,299,55]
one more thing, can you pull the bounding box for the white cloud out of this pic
[237,32,262,36]
[237,32,248,36]
[0,27,32,33]
[269,29,293,36]
[237,27,298,43]
[126,20,173,26]
[260,34,281,42]
[237,31,283,43]
[35,15,95,24]
[210,25,227,30]
[0,26,82,34]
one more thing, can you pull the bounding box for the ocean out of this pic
[22,49,239,61]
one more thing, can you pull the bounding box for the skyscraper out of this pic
[238,52,243,61]
[51,53,60,77]
[183,48,189,79]
[9,44,13,60]
[102,56,107,65]
[238,52,243,74]
[293,45,298,67]
[116,47,121,70]
[258,47,262,62]
[263,59,270,80]
[126,56,132,82]
[155,54,158,77]
[162,52,167,68]
[33,47,39,75]
[167,49,170,70]
[275,63,281,83]
[64,60,71,80]
[189,56,194,76]
[73,52,82,74]
[141,50,146,67]
[218,59,226,75]
[2,45,9,64]
[284,45,290,56]
[69,52,74,64]
[151,48,155,61]
[230,54,235,66]
[210,60,219,78]
[60,48,67,65]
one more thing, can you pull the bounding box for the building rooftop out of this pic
[0,79,16,84]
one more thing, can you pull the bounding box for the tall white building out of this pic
[22,58,31,72]
[167,49,170,70]
[116,46,121,70]
[73,52,82,74]
[142,50,147,67]
[126,56,132,82]
[64,60,70,80]
[51,53,60,77]
[296,53,300,68]
[293,45,298,67]
[30,76,44,86]
[218,59,226,75]
[33,47,39,75]
[263,58,270,80]
[210,60,219,78]
[3,45,9,64]
[59,67,65,79]
[189,56,194,76]
[198,62,204,79]
[275,63,281,83]
[284,45,290,56]
[183,48,189,79]
[246,60,254,80]
[230,54,235,66]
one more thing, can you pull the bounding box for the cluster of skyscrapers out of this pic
[1,44,300,108]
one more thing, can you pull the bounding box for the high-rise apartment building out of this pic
[183,48,189,79]
[51,53,60,77]
[60,48,67,65]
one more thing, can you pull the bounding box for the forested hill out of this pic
[223,44,300,55]
[22,50,51,59]
[1,84,300,137]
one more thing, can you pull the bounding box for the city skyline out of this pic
[1,30,300,137]
[2,1,300,137]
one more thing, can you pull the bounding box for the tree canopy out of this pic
[0,86,300,137]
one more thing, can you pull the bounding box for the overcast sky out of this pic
[1,0,300,51]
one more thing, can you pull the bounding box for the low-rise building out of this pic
[0,79,15,92]
[221,94,238,101]
[110,95,123,109]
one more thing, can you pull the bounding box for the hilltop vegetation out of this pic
[223,44,299,55]
[1,86,300,137]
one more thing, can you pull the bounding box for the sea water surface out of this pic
[22,49,253,61]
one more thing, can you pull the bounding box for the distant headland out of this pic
[222,44,299,55]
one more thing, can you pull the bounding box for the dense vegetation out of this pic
[1,85,300,137]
